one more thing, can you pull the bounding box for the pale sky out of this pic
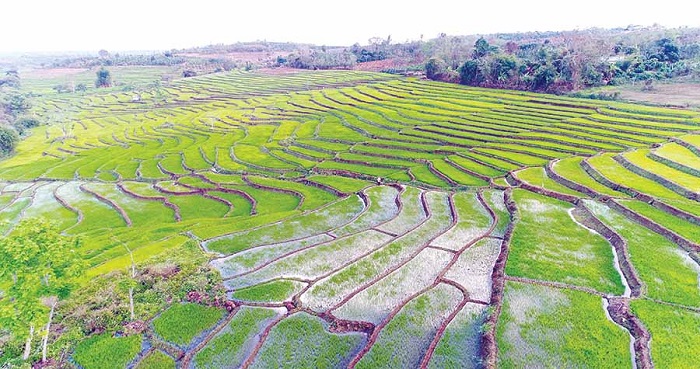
[2,0,698,53]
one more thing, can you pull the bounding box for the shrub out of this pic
[0,125,19,155]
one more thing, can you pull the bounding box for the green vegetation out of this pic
[250,313,364,368]
[631,300,700,369]
[152,303,224,346]
[585,200,700,307]
[514,167,585,197]
[194,308,277,369]
[1,66,699,367]
[428,304,486,369]
[508,190,624,294]
[135,351,175,369]
[496,281,631,368]
[357,284,462,368]
[620,200,700,243]
[230,280,302,302]
[72,334,142,369]
[551,157,629,197]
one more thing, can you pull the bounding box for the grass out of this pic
[306,194,452,316]
[3,68,700,365]
[428,303,487,369]
[587,153,700,216]
[551,157,629,198]
[72,333,142,369]
[206,194,363,254]
[247,175,337,211]
[194,307,277,369]
[231,280,303,302]
[619,199,700,243]
[135,350,175,369]
[507,190,624,295]
[432,192,492,250]
[332,185,400,237]
[306,175,372,193]
[232,229,394,292]
[584,200,700,307]
[514,167,586,197]
[496,281,631,368]
[152,303,224,346]
[623,149,700,192]
[630,299,700,369]
[250,313,364,368]
[431,159,488,186]
[653,142,700,171]
[357,284,462,368]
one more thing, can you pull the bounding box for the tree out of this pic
[531,63,557,91]
[95,67,112,88]
[0,218,84,362]
[459,60,486,85]
[489,55,519,85]
[12,116,40,135]
[0,70,20,88]
[75,83,87,93]
[425,58,448,80]
[3,94,31,118]
[473,37,496,59]
[0,125,19,155]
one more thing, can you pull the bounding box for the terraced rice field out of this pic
[2,69,699,368]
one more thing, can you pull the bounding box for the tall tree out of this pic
[95,67,112,88]
[0,218,84,362]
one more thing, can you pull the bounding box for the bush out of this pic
[13,116,40,135]
[425,58,448,80]
[0,125,19,155]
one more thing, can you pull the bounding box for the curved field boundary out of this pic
[504,275,607,296]
[117,183,182,222]
[153,182,201,196]
[671,137,700,157]
[241,174,305,210]
[572,206,643,298]
[647,150,700,177]
[190,173,257,215]
[156,162,181,179]
[480,189,516,369]
[581,156,700,226]
[601,198,700,256]
[613,154,700,201]
[296,178,349,197]
[418,190,499,368]
[545,159,600,199]
[79,183,132,227]
[226,188,406,297]
[201,193,236,217]
[239,314,287,369]
[203,193,367,251]
[324,191,443,314]
[180,307,240,368]
[346,191,498,367]
[605,297,653,369]
[442,157,492,182]
[426,161,458,187]
[506,170,580,204]
[220,229,395,283]
[346,285,436,368]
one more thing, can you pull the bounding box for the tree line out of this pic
[425,34,698,93]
